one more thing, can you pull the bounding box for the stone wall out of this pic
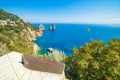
[22,54,65,74]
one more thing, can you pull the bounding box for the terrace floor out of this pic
[0,52,66,80]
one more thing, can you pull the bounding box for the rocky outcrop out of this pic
[49,24,55,30]
[36,24,45,37]
[86,26,91,32]
[47,47,54,52]
[36,30,43,37]
[39,24,45,31]
[27,26,43,40]
[27,27,36,40]
[33,44,40,54]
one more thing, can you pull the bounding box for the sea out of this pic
[32,24,120,56]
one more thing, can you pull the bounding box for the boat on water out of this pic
[86,26,91,32]
[49,24,55,30]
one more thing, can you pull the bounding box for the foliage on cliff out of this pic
[65,39,120,80]
[0,9,19,21]
[0,9,36,56]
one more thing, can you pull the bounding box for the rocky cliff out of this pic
[0,9,38,56]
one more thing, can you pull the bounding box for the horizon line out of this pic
[28,20,120,25]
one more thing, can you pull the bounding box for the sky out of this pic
[0,0,120,24]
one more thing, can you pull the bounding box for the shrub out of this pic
[37,53,46,59]
[0,43,6,56]
[46,49,66,62]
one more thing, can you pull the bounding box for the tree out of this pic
[65,39,120,80]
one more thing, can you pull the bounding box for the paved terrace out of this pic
[0,52,67,80]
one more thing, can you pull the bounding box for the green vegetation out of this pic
[0,43,6,56]
[1,9,120,80]
[46,50,66,62]
[37,54,47,59]
[65,39,120,80]
[0,9,36,56]
[0,9,19,21]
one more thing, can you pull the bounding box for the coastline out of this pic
[31,24,44,55]
[32,24,120,56]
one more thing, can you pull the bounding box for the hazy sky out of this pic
[0,0,120,24]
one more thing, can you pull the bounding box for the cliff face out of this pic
[0,9,37,56]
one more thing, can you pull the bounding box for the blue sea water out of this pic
[32,24,120,56]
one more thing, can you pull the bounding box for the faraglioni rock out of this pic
[36,24,45,36]
[39,24,45,31]
[49,24,55,30]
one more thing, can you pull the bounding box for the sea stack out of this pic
[49,24,55,30]
[36,24,45,36]
[86,26,91,32]
[39,24,45,31]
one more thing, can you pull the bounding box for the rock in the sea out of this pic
[47,47,54,52]
[49,24,55,30]
[86,26,91,32]
[39,24,45,31]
